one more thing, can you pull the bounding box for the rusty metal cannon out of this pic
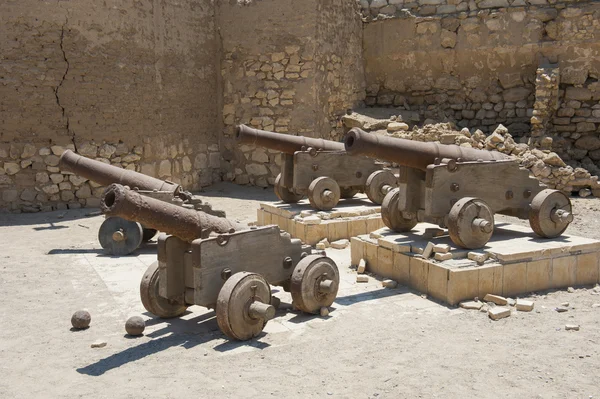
[59,150,224,255]
[101,184,340,340]
[344,128,574,249]
[236,125,398,211]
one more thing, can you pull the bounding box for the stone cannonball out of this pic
[71,310,91,329]
[125,316,145,336]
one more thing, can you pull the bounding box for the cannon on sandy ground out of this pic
[101,184,340,340]
[236,125,398,211]
[59,150,224,255]
[344,128,574,249]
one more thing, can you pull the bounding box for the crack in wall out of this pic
[53,19,77,151]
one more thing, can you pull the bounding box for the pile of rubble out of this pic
[342,112,600,196]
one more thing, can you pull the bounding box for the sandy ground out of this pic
[1,182,600,398]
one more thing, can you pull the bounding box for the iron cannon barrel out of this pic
[236,124,345,154]
[59,149,182,195]
[100,184,245,243]
[344,128,510,171]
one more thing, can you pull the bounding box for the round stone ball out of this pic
[125,316,145,336]
[71,310,91,329]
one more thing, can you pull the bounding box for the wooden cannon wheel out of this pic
[216,272,275,341]
[98,216,143,256]
[308,176,341,211]
[365,170,396,205]
[447,197,494,249]
[274,173,304,203]
[529,189,573,238]
[290,255,339,314]
[381,188,418,232]
[140,261,188,318]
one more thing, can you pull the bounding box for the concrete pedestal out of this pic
[350,222,600,305]
[257,194,384,245]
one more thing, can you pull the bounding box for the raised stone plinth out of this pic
[256,194,385,245]
[350,223,600,305]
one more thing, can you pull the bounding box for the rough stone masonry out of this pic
[1,0,600,212]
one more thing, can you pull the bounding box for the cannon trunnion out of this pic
[344,128,574,249]
[236,125,398,210]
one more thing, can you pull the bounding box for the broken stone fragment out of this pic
[488,306,511,320]
[357,259,366,274]
[483,294,508,306]
[434,252,452,261]
[330,239,349,249]
[515,299,534,312]
[433,243,450,253]
[356,275,369,283]
[91,340,107,348]
[565,324,580,331]
[459,300,483,310]
[382,279,398,289]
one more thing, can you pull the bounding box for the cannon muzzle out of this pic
[101,184,245,242]
[59,150,183,196]
[344,128,510,171]
[236,124,344,154]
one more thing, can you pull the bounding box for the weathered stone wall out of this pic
[362,1,600,140]
[359,0,593,19]
[218,0,364,187]
[0,0,219,212]
[314,0,366,142]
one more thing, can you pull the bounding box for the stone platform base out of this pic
[257,194,385,245]
[350,223,600,305]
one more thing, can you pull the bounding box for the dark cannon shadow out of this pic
[47,242,158,256]
[76,310,271,377]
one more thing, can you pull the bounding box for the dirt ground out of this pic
[1,182,600,398]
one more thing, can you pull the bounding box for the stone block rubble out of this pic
[342,111,600,196]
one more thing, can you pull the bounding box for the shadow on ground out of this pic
[76,311,271,376]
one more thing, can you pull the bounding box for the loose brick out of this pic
[382,279,398,288]
[357,259,367,274]
[422,242,434,258]
[488,307,511,320]
[434,252,452,261]
[468,251,489,264]
[330,239,350,249]
[460,300,483,310]
[356,275,369,283]
[515,299,534,312]
[433,243,450,253]
[483,293,508,306]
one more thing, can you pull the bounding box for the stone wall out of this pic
[362,2,600,133]
[217,0,364,187]
[359,0,593,19]
[0,0,220,212]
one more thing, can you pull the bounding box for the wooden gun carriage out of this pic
[236,125,397,211]
[59,150,224,255]
[101,184,340,340]
[344,128,574,249]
